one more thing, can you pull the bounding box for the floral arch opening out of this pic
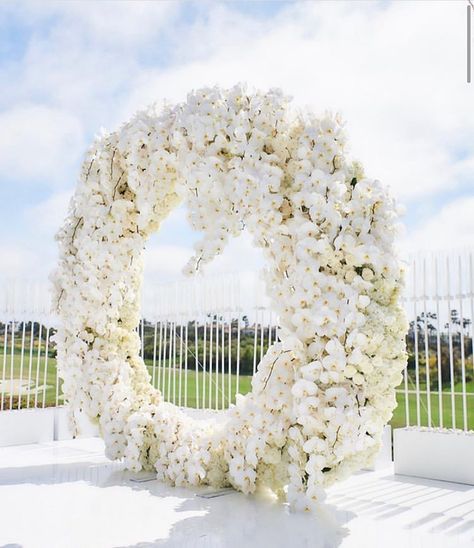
[53,85,407,512]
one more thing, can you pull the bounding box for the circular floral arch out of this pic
[53,85,407,512]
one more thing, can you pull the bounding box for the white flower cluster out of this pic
[52,85,407,512]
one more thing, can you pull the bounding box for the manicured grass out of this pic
[402,376,474,395]
[144,365,253,409]
[0,349,254,410]
[2,347,473,431]
[0,347,60,408]
[391,390,474,430]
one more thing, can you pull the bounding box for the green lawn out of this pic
[144,361,253,409]
[400,377,474,395]
[0,348,60,408]
[391,390,474,429]
[1,348,473,430]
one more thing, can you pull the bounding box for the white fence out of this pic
[401,251,474,431]
[1,250,473,431]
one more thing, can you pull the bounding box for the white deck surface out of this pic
[0,438,473,548]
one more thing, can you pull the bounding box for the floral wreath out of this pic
[53,85,407,512]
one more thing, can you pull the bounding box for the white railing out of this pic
[1,250,473,431]
[400,250,474,431]
[137,275,274,410]
[0,280,56,411]
[0,274,275,413]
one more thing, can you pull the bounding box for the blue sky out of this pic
[0,0,473,284]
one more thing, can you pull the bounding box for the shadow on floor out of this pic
[0,460,355,548]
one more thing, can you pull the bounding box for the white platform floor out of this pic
[0,438,473,548]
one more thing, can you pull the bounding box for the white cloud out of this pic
[36,2,175,39]
[120,1,472,202]
[142,233,266,315]
[0,105,84,185]
[403,196,474,253]
[54,2,178,48]
[205,232,264,277]
[0,3,180,187]
[144,243,193,280]
[5,1,473,200]
[1,0,473,284]
[24,190,70,234]
[143,231,264,284]
[0,244,37,280]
